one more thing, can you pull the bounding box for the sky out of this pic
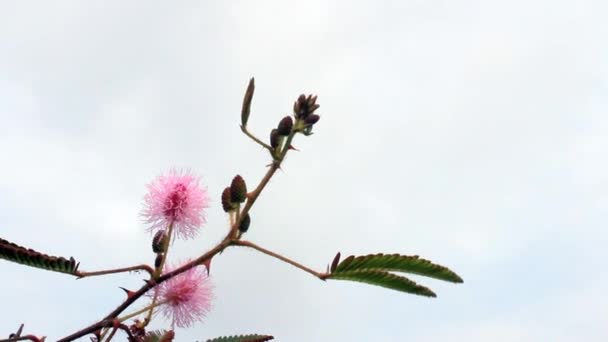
[0,1,607,341]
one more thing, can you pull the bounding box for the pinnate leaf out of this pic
[0,237,80,275]
[206,334,274,342]
[328,269,436,297]
[335,253,463,283]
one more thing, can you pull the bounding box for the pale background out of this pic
[1,1,607,341]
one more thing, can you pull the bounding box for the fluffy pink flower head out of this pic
[142,169,209,240]
[157,262,213,328]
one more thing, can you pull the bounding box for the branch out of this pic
[57,236,234,342]
[241,125,273,151]
[234,240,328,280]
[76,264,154,279]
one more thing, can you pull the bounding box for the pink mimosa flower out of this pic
[142,169,209,240]
[156,263,213,328]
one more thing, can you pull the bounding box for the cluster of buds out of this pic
[293,94,321,135]
[270,116,294,149]
[221,175,247,212]
[221,175,250,233]
[269,94,321,152]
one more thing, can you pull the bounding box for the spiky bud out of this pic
[221,187,234,212]
[230,175,247,203]
[239,213,251,233]
[277,116,293,136]
[304,114,320,125]
[152,230,167,253]
[270,128,280,149]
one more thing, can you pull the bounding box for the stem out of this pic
[100,319,135,342]
[57,235,234,342]
[234,129,298,236]
[241,125,272,150]
[76,264,154,279]
[146,223,174,325]
[0,336,42,342]
[59,116,304,341]
[117,302,163,323]
[101,326,118,342]
[235,240,328,280]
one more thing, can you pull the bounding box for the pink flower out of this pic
[156,262,213,328]
[142,169,209,240]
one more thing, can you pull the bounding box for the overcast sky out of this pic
[1,1,607,341]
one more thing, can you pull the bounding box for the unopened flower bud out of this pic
[293,94,320,119]
[221,187,234,212]
[307,95,318,107]
[277,116,293,136]
[152,230,167,253]
[230,175,247,203]
[270,128,280,149]
[155,254,163,268]
[293,94,307,119]
[239,213,251,233]
[304,114,320,125]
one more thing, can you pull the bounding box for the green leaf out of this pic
[206,334,274,342]
[0,237,80,275]
[335,253,463,283]
[328,269,437,297]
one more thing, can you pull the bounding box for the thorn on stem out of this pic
[202,258,212,275]
[119,287,136,298]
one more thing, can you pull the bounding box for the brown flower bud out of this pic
[230,175,247,203]
[221,186,234,212]
[304,114,320,125]
[277,116,293,136]
[270,128,280,149]
[239,213,251,233]
[154,254,163,268]
[293,94,320,119]
[152,230,167,253]
[307,94,318,107]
